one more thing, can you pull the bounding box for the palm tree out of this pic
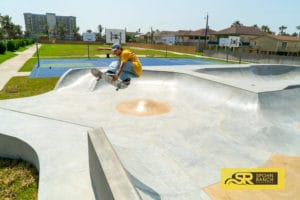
[296,25,300,37]
[0,15,13,39]
[97,25,103,41]
[43,24,49,35]
[231,21,243,27]
[261,25,271,33]
[12,24,22,39]
[72,27,80,40]
[0,14,22,39]
[278,25,287,35]
[57,23,66,39]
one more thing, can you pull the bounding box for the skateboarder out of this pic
[106,43,142,85]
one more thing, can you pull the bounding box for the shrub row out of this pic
[0,38,35,54]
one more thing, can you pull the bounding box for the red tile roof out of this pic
[268,34,300,42]
[214,25,267,36]
[175,29,216,36]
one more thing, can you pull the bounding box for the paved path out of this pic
[0,45,39,90]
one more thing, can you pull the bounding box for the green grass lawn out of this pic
[37,44,98,58]
[0,76,59,100]
[36,43,202,58]
[0,158,38,200]
[19,58,37,72]
[0,51,18,64]
[0,46,34,64]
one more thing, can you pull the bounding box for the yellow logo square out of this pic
[221,168,285,190]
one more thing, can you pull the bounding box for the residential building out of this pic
[139,28,216,46]
[176,29,216,45]
[209,25,267,48]
[153,31,177,45]
[208,25,300,55]
[250,35,300,55]
[24,12,76,39]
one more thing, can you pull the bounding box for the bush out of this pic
[19,39,26,47]
[7,40,22,52]
[25,38,34,45]
[14,40,20,50]
[0,42,6,54]
[7,40,15,51]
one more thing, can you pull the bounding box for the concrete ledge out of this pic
[0,132,39,171]
[88,128,141,200]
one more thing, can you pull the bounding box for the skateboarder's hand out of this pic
[112,74,118,81]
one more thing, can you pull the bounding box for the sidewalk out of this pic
[0,45,39,91]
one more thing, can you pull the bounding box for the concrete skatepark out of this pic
[0,63,300,199]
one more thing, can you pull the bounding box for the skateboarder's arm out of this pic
[113,61,125,81]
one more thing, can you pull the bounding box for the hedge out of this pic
[0,41,6,54]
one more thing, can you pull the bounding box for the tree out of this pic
[43,24,49,35]
[261,25,271,33]
[231,21,243,27]
[0,14,23,39]
[150,27,154,44]
[278,25,287,35]
[24,30,32,37]
[291,32,298,37]
[72,27,81,40]
[57,23,66,39]
[0,28,4,39]
[296,25,300,37]
[97,25,103,41]
[0,15,13,39]
[12,24,22,38]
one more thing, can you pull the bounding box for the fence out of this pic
[127,43,197,54]
[204,50,300,65]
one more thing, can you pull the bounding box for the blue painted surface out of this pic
[30,58,225,78]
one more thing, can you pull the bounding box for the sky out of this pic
[1,0,300,35]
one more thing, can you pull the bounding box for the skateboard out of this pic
[90,68,128,91]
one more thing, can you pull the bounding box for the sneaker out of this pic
[122,78,131,85]
[106,70,115,75]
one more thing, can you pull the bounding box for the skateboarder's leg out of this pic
[106,61,137,85]
[106,61,119,74]
[119,62,137,84]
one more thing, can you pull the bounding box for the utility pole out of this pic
[204,13,209,51]
[150,27,154,44]
[35,37,40,68]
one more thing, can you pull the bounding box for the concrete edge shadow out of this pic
[88,128,142,200]
[0,132,39,170]
[0,133,40,190]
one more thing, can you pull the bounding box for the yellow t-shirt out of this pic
[120,49,142,76]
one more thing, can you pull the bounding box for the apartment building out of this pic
[24,12,76,38]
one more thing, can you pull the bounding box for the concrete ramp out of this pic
[55,68,98,91]
[196,64,300,92]
[0,64,300,200]
[55,68,259,111]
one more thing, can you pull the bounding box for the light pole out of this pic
[204,13,209,51]
[35,36,40,68]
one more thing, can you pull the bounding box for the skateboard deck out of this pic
[90,68,128,91]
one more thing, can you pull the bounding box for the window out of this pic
[281,42,287,49]
[293,43,298,48]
